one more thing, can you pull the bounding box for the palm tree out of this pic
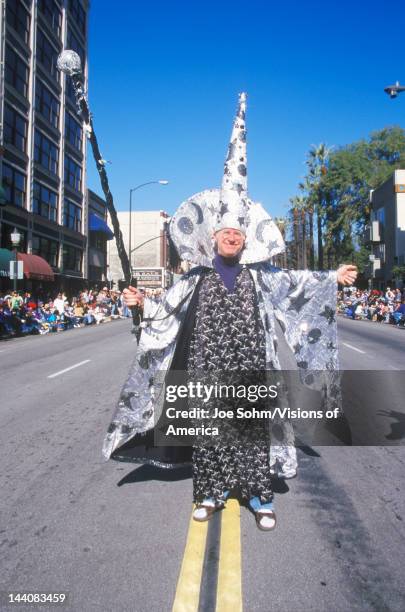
[306,143,333,270]
[298,179,315,270]
[274,216,289,268]
[289,195,307,268]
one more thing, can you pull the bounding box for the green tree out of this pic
[317,126,405,267]
[392,265,405,281]
[306,143,333,269]
[289,195,307,268]
[298,177,315,269]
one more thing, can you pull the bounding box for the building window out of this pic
[64,25,86,104]
[373,207,385,226]
[32,235,59,267]
[64,156,82,192]
[33,182,58,223]
[35,79,60,128]
[6,0,30,44]
[34,130,59,174]
[68,0,86,35]
[89,233,105,250]
[36,28,59,83]
[37,0,62,38]
[5,46,29,98]
[65,112,82,151]
[67,28,85,67]
[4,104,27,152]
[65,76,76,104]
[63,243,82,272]
[63,199,82,232]
[2,164,26,208]
[373,243,386,263]
[88,265,103,281]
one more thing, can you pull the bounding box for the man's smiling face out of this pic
[214,228,245,258]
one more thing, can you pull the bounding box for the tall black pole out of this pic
[129,189,133,275]
[57,51,131,285]
[13,246,17,292]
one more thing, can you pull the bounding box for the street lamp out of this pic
[10,227,21,292]
[384,81,405,99]
[129,180,169,270]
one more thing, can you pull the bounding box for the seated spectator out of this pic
[344,300,356,319]
[83,304,96,326]
[73,302,85,326]
[60,304,75,331]
[20,309,40,335]
[8,308,23,336]
[44,307,59,332]
[93,305,105,325]
[10,291,23,311]
[0,303,14,338]
[391,299,405,326]
[354,302,368,320]
[375,300,387,323]
[31,307,49,334]
[394,288,402,304]
[53,293,67,316]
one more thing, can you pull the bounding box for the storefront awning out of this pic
[0,248,13,278]
[17,253,55,281]
[89,213,114,239]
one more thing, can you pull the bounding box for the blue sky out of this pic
[86,0,405,218]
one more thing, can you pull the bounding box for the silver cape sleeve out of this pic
[266,267,341,414]
[102,272,200,460]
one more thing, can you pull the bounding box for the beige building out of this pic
[367,169,405,288]
[107,210,172,288]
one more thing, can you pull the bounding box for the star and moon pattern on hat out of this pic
[169,92,286,267]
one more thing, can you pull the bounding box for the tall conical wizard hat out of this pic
[215,91,248,234]
[170,93,285,266]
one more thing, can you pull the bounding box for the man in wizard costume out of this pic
[102,93,357,530]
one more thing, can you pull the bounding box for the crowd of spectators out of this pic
[0,287,132,340]
[144,288,164,302]
[338,286,405,327]
[4,283,403,341]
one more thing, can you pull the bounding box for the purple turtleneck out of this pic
[213,253,243,293]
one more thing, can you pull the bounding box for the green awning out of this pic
[0,248,13,278]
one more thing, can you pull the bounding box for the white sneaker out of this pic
[256,511,276,531]
[193,502,216,522]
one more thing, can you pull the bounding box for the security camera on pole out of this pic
[384,80,405,99]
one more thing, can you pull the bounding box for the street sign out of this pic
[131,267,164,288]
[9,260,24,279]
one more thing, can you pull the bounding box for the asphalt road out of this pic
[0,317,404,612]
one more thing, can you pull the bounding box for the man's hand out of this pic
[123,286,144,308]
[337,264,358,286]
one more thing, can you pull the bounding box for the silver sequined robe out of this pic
[102,263,339,478]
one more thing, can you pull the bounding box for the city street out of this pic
[0,318,404,611]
